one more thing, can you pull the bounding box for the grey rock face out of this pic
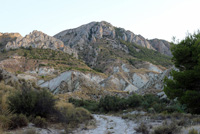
[39,71,105,95]
[137,67,175,94]
[148,39,172,56]
[5,30,78,58]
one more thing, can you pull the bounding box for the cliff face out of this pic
[5,30,78,58]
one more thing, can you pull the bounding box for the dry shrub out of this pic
[56,101,75,122]
[188,129,199,134]
[9,114,28,129]
[33,116,48,128]
[192,117,200,125]
[0,114,11,130]
[0,81,16,130]
[0,81,15,111]
[75,107,93,122]
[152,122,180,134]
[135,122,149,134]
[56,100,92,124]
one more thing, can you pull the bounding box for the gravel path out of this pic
[74,114,137,134]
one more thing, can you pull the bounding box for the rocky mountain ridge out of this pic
[54,21,171,56]
[4,30,78,58]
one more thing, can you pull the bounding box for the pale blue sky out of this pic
[1,0,200,41]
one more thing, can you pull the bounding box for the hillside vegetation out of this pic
[120,40,173,67]
[0,48,102,74]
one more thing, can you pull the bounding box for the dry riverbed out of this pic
[6,113,200,134]
[73,114,137,134]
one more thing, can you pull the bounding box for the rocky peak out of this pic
[54,21,166,52]
[0,32,22,48]
[5,30,78,58]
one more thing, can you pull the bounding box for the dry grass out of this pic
[132,68,160,74]
[107,89,128,93]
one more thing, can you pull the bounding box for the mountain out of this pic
[53,21,173,94]
[54,21,172,73]
[0,21,174,100]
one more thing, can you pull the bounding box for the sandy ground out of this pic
[73,114,137,134]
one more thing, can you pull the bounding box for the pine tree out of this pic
[164,31,200,114]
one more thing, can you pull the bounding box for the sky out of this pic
[1,0,200,41]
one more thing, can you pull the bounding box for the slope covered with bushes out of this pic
[69,93,184,113]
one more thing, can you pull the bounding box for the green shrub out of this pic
[164,102,185,113]
[69,98,99,112]
[114,27,123,37]
[152,103,166,113]
[127,93,143,108]
[99,96,122,112]
[70,94,183,113]
[8,89,56,117]
[33,90,56,117]
[9,114,28,129]
[33,116,48,128]
[142,94,160,108]
[8,90,37,116]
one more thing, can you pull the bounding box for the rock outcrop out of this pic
[5,30,78,58]
[148,39,172,56]
[39,71,105,94]
[99,62,164,93]
[0,68,19,84]
[0,32,22,49]
[136,66,175,95]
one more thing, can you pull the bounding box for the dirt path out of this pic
[74,114,137,134]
